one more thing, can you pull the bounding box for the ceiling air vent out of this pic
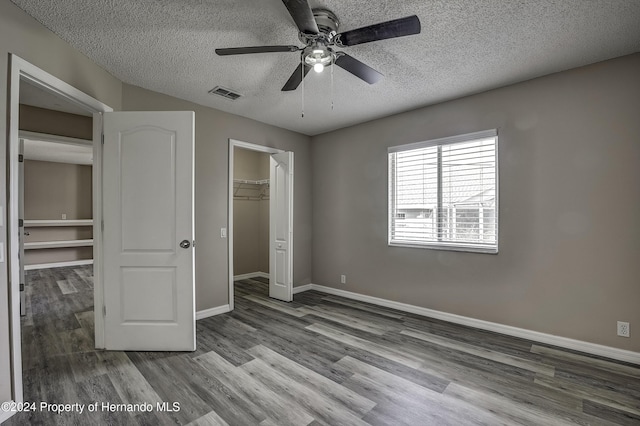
[208,86,242,100]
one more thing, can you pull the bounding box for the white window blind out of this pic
[388,130,498,253]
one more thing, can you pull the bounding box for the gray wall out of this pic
[0,1,122,404]
[310,53,640,352]
[233,148,270,276]
[23,160,93,265]
[19,105,93,140]
[121,84,312,311]
[24,160,92,220]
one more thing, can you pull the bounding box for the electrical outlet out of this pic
[617,321,630,338]
[340,275,346,284]
[61,213,67,220]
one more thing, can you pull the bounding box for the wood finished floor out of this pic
[5,267,640,425]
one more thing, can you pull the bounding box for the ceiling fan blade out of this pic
[281,0,319,34]
[215,45,300,56]
[335,54,383,85]
[336,15,421,47]
[282,62,311,91]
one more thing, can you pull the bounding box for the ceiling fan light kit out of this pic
[215,0,421,94]
[304,45,332,73]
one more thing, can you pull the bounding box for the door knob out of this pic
[180,240,191,249]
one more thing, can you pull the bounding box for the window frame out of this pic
[388,129,499,254]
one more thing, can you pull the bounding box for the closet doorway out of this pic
[227,140,294,310]
[19,130,94,313]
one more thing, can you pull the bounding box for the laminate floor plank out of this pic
[320,296,404,319]
[97,351,176,426]
[339,357,505,426]
[241,357,371,426]
[401,327,556,376]
[534,374,640,417]
[155,353,268,425]
[7,266,639,425]
[186,410,230,426]
[531,344,640,378]
[246,344,376,416]
[242,294,307,317]
[126,353,213,424]
[443,381,580,426]
[317,300,406,329]
[401,314,540,358]
[56,279,77,295]
[249,330,355,384]
[298,306,392,335]
[68,351,108,383]
[194,349,316,425]
[191,320,257,365]
[583,400,640,426]
[306,322,424,369]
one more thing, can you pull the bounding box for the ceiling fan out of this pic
[215,0,421,91]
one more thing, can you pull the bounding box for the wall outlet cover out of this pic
[617,321,630,338]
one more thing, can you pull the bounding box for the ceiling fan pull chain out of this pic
[301,53,305,118]
[330,53,335,111]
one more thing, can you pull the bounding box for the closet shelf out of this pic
[233,179,269,185]
[24,219,94,227]
[233,178,269,201]
[25,239,94,250]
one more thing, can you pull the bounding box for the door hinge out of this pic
[19,283,24,291]
[18,154,24,163]
[18,219,24,228]
[103,305,106,317]
[192,240,196,248]
[101,134,105,145]
[101,220,104,231]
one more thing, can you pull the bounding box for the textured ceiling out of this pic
[11,0,640,135]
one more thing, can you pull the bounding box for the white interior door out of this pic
[102,111,195,351]
[18,139,25,316]
[269,152,294,302]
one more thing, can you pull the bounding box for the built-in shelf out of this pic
[233,178,269,201]
[25,239,94,250]
[24,219,93,227]
[233,179,269,185]
[25,259,94,271]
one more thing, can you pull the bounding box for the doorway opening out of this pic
[6,55,111,410]
[20,129,95,306]
[232,147,270,285]
[227,140,294,310]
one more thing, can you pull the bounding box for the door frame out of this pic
[6,55,112,408]
[227,139,283,310]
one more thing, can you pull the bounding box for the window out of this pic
[388,130,498,253]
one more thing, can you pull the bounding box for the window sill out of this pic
[388,241,498,254]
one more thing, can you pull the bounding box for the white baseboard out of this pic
[25,259,93,271]
[297,284,640,365]
[196,304,230,320]
[233,271,269,281]
[293,284,314,294]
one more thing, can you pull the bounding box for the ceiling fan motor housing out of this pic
[313,8,339,35]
